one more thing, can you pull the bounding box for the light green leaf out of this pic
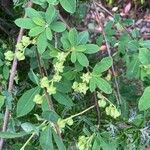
[77,52,89,67]
[74,45,86,52]
[95,77,112,94]
[68,28,78,46]
[15,18,36,29]
[53,92,74,106]
[0,95,5,109]
[29,26,45,37]
[89,77,97,92]
[40,125,53,150]
[50,21,66,32]
[138,86,150,111]
[85,44,99,54]
[71,51,77,63]
[78,31,89,44]
[46,27,52,40]
[45,5,56,24]
[139,48,150,65]
[17,86,40,117]
[93,57,113,74]
[25,7,43,19]
[47,0,57,4]
[59,0,76,13]
[32,17,46,26]
[37,31,48,54]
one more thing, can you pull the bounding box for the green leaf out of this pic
[71,51,77,63]
[138,86,150,111]
[93,57,113,74]
[16,86,40,117]
[37,32,48,54]
[29,26,45,37]
[0,95,5,109]
[52,129,66,150]
[53,92,74,106]
[50,21,66,32]
[68,28,78,46]
[140,40,150,48]
[3,65,9,80]
[139,48,150,65]
[78,31,89,44]
[40,125,53,150]
[47,0,57,4]
[95,77,112,94]
[59,0,76,13]
[42,110,60,122]
[25,7,43,19]
[74,45,86,52]
[46,27,52,40]
[77,53,89,67]
[45,5,56,24]
[15,18,36,29]
[89,77,97,92]
[85,44,99,54]
[32,17,46,26]
[0,131,30,139]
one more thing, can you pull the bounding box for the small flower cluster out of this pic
[33,94,43,104]
[40,76,56,95]
[77,135,89,150]
[53,52,68,82]
[97,92,121,119]
[72,72,91,94]
[57,118,74,129]
[15,36,33,61]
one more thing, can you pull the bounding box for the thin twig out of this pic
[92,0,121,105]
[0,1,33,150]
[93,92,100,127]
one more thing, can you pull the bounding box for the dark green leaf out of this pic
[95,77,112,94]
[40,125,53,150]
[93,57,113,74]
[50,21,66,32]
[77,52,89,67]
[53,92,74,106]
[52,129,66,150]
[17,86,40,117]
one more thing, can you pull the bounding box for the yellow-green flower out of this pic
[47,84,56,95]
[40,76,49,88]
[33,94,43,104]
[4,51,14,61]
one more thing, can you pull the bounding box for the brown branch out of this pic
[92,0,122,106]
[35,49,62,138]
[0,1,33,150]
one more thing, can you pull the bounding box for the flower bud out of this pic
[16,51,25,61]
[4,51,14,61]
[47,84,56,95]
[22,36,31,46]
[33,94,43,104]
[98,99,106,108]
[40,77,49,88]
[53,74,62,82]
[57,118,66,128]
[66,118,74,126]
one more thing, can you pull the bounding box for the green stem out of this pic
[20,133,35,150]
[69,105,95,119]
